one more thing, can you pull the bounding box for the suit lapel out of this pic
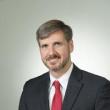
[63,65,83,110]
[37,65,83,110]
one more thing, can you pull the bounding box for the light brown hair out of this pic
[36,19,73,45]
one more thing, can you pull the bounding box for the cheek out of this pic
[64,53,69,59]
[60,50,69,59]
[40,50,47,60]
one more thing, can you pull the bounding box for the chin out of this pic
[50,68,60,72]
[49,66,62,72]
[44,62,62,71]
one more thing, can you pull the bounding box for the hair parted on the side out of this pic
[36,19,73,44]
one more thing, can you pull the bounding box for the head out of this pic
[36,19,74,75]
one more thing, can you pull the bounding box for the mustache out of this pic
[46,54,60,61]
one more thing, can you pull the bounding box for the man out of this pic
[19,19,110,110]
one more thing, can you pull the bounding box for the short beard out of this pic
[43,57,70,72]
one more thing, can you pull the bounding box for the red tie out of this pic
[51,81,62,110]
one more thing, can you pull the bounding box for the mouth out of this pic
[45,54,61,65]
[48,58,59,64]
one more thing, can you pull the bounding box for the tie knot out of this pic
[53,80,61,89]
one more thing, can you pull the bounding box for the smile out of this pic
[48,58,59,64]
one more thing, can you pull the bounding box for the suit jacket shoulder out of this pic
[23,72,50,92]
[63,65,110,110]
[19,72,50,110]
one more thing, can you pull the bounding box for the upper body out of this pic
[19,19,110,110]
[19,64,110,110]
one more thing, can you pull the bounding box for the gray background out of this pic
[0,0,110,110]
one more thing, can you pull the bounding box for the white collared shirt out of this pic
[49,63,73,109]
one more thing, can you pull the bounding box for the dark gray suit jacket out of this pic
[19,65,110,110]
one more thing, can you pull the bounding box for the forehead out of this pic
[39,31,67,44]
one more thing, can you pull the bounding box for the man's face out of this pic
[39,31,73,72]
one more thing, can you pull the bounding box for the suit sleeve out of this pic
[18,82,28,110]
[95,80,110,110]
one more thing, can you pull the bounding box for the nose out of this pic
[48,46,56,56]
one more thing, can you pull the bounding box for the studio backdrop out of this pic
[0,0,110,110]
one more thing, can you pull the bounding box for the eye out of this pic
[54,42,62,46]
[40,44,48,49]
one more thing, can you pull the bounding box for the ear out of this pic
[69,40,74,53]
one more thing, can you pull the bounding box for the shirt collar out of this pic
[49,63,74,90]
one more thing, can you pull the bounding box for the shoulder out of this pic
[73,65,110,86]
[73,65,110,95]
[79,69,110,89]
[23,72,49,90]
[82,69,109,83]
